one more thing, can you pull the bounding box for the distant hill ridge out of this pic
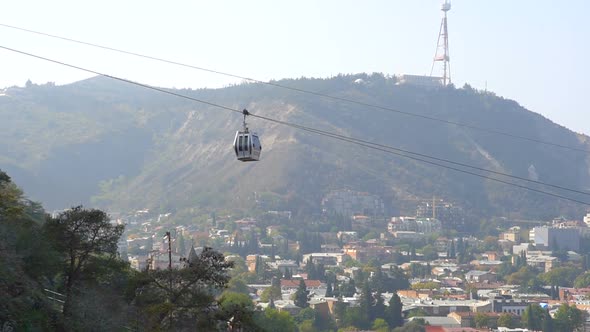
[0,73,588,221]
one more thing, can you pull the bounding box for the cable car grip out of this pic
[242,109,250,132]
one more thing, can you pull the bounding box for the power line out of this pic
[261,118,590,206]
[5,42,588,198]
[0,46,242,115]
[1,44,589,207]
[255,115,590,198]
[2,22,589,154]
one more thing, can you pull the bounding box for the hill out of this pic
[1,74,589,222]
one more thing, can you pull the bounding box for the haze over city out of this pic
[4,2,590,331]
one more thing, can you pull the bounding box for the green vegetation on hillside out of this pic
[0,169,274,331]
[1,74,589,222]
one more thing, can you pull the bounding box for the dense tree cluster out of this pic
[0,169,294,331]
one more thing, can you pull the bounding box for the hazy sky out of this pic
[1,1,588,134]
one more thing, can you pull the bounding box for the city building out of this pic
[337,231,358,243]
[302,253,345,267]
[417,200,466,229]
[395,74,443,87]
[500,227,521,243]
[389,216,442,234]
[448,311,501,328]
[409,316,460,328]
[280,279,324,292]
[267,260,299,274]
[128,255,149,271]
[465,270,497,283]
[321,189,385,218]
[529,226,580,251]
[490,298,529,316]
[525,251,558,272]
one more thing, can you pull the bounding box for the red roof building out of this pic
[280,279,323,290]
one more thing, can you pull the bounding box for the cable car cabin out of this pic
[233,130,261,162]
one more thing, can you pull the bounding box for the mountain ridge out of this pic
[1,73,588,222]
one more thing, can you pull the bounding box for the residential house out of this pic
[274,300,301,316]
[465,270,497,283]
[408,316,460,328]
[337,231,358,243]
[267,260,299,274]
[303,253,345,266]
[280,279,324,292]
[448,311,501,328]
[500,227,521,243]
[490,298,529,316]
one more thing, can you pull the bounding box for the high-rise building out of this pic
[321,189,385,218]
[530,226,580,251]
[416,199,465,230]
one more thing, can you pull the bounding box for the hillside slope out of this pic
[1,74,589,220]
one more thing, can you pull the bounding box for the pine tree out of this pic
[316,263,325,281]
[177,233,186,256]
[332,280,340,298]
[271,276,280,289]
[374,292,386,321]
[372,268,384,293]
[282,239,289,257]
[542,310,553,332]
[457,237,464,253]
[359,283,373,326]
[345,279,356,297]
[526,304,535,330]
[458,240,469,264]
[449,240,456,259]
[305,257,316,279]
[326,281,333,297]
[255,255,265,280]
[251,234,260,254]
[284,268,292,280]
[270,243,276,261]
[232,235,239,253]
[386,293,404,328]
[294,279,309,308]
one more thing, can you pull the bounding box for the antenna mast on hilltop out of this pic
[430,0,452,86]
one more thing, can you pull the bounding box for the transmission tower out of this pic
[430,0,452,85]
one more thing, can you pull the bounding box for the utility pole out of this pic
[433,196,436,219]
[166,231,172,290]
[166,231,172,270]
[164,231,175,329]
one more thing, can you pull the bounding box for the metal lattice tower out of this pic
[430,0,452,85]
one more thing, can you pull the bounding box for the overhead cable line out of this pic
[4,41,589,198]
[261,118,590,206]
[258,117,590,198]
[2,44,589,206]
[1,22,589,154]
